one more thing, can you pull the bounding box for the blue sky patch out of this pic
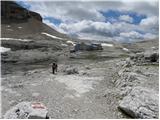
[13,1,158,42]
[101,10,146,24]
[16,1,31,9]
[43,17,61,26]
[127,12,146,24]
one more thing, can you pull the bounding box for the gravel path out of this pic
[1,57,127,118]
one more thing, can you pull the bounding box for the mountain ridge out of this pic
[1,1,69,40]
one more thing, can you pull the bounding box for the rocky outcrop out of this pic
[115,50,159,118]
[63,67,79,75]
[4,102,49,119]
[130,50,159,65]
[1,1,42,22]
[29,11,42,22]
[71,42,103,52]
[119,87,159,119]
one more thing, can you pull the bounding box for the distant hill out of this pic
[1,1,70,40]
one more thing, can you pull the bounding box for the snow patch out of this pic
[122,48,129,51]
[6,29,13,31]
[66,40,75,46]
[6,25,10,28]
[41,32,63,40]
[0,38,32,42]
[101,43,113,47]
[61,43,68,47]
[18,27,22,29]
[0,47,11,53]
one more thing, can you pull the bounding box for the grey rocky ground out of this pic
[1,1,158,118]
[1,46,126,118]
[119,87,158,119]
[114,49,159,118]
[1,39,159,118]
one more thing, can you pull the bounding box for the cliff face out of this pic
[29,11,42,21]
[1,1,69,40]
[1,1,42,22]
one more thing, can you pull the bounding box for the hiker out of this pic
[52,62,58,74]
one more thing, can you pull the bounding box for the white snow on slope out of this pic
[0,38,32,42]
[61,43,68,47]
[66,40,76,46]
[123,48,129,51]
[6,25,10,28]
[0,47,11,53]
[18,27,22,29]
[101,43,113,47]
[6,29,13,31]
[41,32,62,40]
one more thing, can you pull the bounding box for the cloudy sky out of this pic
[16,0,159,42]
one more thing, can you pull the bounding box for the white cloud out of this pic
[24,0,158,42]
[59,20,114,36]
[120,31,143,39]
[119,15,133,23]
[27,0,158,22]
[59,19,158,42]
[143,33,158,40]
[140,16,158,28]
[43,19,66,33]
[139,16,159,35]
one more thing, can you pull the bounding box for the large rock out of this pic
[72,42,103,52]
[119,87,159,119]
[130,51,159,64]
[144,51,159,62]
[4,102,49,119]
[63,67,79,75]
[29,11,42,21]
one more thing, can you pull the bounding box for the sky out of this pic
[16,0,159,42]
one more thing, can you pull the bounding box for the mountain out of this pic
[1,1,73,66]
[1,1,159,119]
[1,1,69,40]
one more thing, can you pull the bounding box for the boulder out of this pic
[150,53,159,62]
[118,87,159,119]
[130,51,159,64]
[144,52,159,62]
[73,42,103,52]
[4,102,49,119]
[64,67,79,75]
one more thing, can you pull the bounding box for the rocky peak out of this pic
[1,1,42,22]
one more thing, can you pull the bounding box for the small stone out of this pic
[85,66,91,70]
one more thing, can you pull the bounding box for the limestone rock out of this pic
[130,51,159,64]
[64,67,79,75]
[4,102,49,119]
[1,1,42,22]
[119,87,159,119]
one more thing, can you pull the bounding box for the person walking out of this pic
[52,62,58,74]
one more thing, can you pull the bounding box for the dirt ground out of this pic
[1,40,158,118]
[1,45,131,118]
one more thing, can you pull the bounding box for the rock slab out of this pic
[4,102,49,119]
[119,87,159,119]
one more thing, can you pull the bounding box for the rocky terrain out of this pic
[1,1,159,119]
